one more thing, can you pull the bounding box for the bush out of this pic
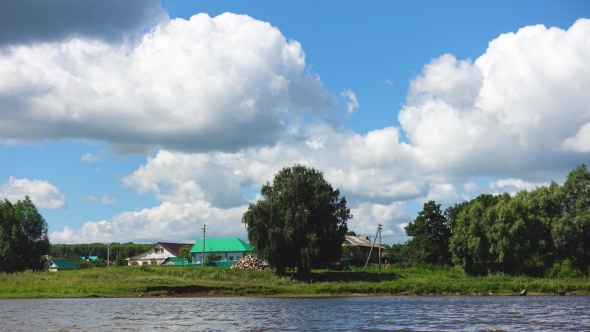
[546,259,583,279]
[205,254,221,266]
[76,260,94,269]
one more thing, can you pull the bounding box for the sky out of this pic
[0,0,589,245]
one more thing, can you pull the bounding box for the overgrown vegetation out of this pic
[1,265,589,298]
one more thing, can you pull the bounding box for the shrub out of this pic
[546,259,583,279]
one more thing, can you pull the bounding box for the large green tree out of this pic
[404,200,453,265]
[449,194,500,275]
[242,165,351,275]
[0,196,50,273]
[552,164,590,270]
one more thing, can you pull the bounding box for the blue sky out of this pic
[0,0,588,244]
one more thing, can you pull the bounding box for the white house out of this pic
[127,242,191,266]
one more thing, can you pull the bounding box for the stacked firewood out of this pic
[229,255,264,271]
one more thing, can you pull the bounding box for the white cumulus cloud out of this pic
[0,13,337,153]
[562,122,590,153]
[399,19,590,176]
[0,177,66,209]
[50,201,246,244]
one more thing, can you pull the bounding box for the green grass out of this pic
[1,265,589,298]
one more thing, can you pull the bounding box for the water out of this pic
[1,296,589,331]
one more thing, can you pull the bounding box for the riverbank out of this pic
[1,265,589,298]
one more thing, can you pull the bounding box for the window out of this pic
[229,256,233,261]
[155,248,163,254]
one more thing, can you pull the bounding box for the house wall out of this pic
[192,251,252,264]
[127,244,177,266]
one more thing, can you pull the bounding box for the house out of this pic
[189,237,254,265]
[343,235,387,264]
[47,259,78,272]
[161,257,189,266]
[126,242,192,266]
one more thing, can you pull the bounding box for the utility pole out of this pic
[378,224,382,273]
[201,224,206,267]
[107,242,110,267]
[363,225,383,273]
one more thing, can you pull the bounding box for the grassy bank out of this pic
[1,265,589,298]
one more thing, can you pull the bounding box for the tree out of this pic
[242,164,351,276]
[205,254,221,266]
[386,243,424,267]
[346,230,357,236]
[450,194,500,275]
[552,164,590,271]
[178,245,193,263]
[405,200,452,265]
[0,196,50,273]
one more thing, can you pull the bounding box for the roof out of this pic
[167,257,188,263]
[159,242,192,256]
[49,259,79,269]
[343,235,387,249]
[163,257,189,265]
[190,238,253,253]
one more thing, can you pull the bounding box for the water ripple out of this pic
[0,296,589,331]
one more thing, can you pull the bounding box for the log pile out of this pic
[230,255,264,271]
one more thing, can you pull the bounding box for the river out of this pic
[1,296,589,331]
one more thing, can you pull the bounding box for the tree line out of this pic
[389,165,590,277]
[50,243,155,267]
[3,164,587,277]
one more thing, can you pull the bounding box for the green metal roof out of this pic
[166,257,189,265]
[168,257,188,263]
[50,259,79,269]
[190,237,253,253]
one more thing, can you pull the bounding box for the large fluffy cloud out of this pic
[0,13,336,153]
[400,19,590,177]
[0,177,67,209]
[0,0,166,46]
[51,19,590,244]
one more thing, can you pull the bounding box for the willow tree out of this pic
[0,196,50,273]
[242,165,351,276]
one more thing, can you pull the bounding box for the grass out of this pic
[1,264,589,298]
